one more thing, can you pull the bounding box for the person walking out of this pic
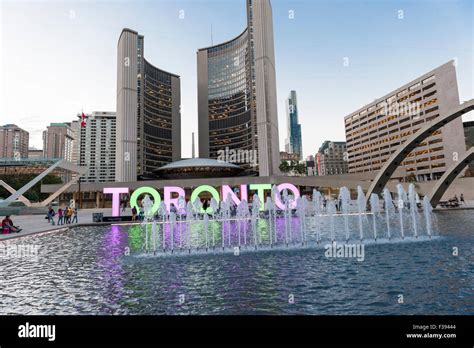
[460,193,465,205]
[71,207,78,224]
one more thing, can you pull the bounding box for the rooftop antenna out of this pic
[192,132,195,159]
[211,23,213,46]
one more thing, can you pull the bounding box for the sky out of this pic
[0,0,472,159]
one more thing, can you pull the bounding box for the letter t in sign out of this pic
[104,187,129,217]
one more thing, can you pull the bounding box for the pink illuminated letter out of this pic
[104,187,129,217]
[164,186,186,212]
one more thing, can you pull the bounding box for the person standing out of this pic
[67,206,73,223]
[57,208,63,225]
[71,207,78,224]
[460,193,465,205]
[131,206,137,222]
[48,207,56,225]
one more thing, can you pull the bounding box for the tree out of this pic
[279,161,291,174]
[279,160,306,176]
[405,173,420,189]
[294,162,307,175]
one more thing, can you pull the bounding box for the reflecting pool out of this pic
[0,210,472,315]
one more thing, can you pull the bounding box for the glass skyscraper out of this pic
[197,0,281,176]
[285,90,303,160]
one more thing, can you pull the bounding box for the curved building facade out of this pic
[116,29,181,182]
[197,0,280,176]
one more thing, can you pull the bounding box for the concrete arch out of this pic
[366,99,474,200]
[429,147,474,207]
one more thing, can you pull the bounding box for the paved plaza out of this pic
[0,208,132,241]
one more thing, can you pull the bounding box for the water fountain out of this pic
[133,184,438,257]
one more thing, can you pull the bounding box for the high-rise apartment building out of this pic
[42,123,73,161]
[316,141,348,176]
[197,0,281,176]
[73,112,117,183]
[71,120,81,170]
[344,61,465,181]
[116,28,181,182]
[285,90,303,160]
[0,124,29,159]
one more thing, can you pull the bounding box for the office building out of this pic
[316,141,348,176]
[344,61,466,181]
[197,0,280,176]
[116,28,181,182]
[306,159,316,176]
[42,123,74,161]
[280,151,300,162]
[0,124,29,159]
[285,90,303,160]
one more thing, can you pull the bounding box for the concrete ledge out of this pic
[0,221,144,242]
[0,227,70,241]
[433,206,474,212]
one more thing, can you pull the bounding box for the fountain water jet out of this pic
[423,196,433,239]
[370,193,380,241]
[408,184,419,239]
[338,187,351,242]
[396,184,407,240]
[383,189,394,240]
[357,186,366,242]
[312,189,322,244]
